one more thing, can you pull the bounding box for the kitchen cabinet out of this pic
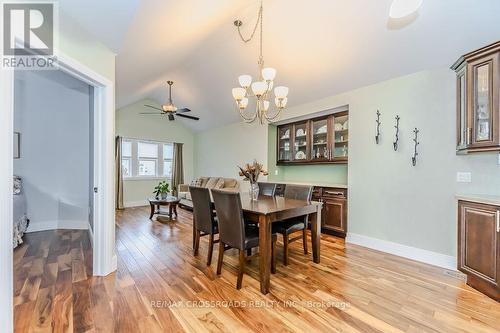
[452,41,500,153]
[276,112,348,165]
[458,200,500,301]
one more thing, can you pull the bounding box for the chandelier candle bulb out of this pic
[262,67,277,81]
[238,75,252,88]
[274,86,289,99]
[252,81,267,96]
[239,97,249,109]
[232,87,246,100]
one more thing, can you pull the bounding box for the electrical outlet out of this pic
[274,169,279,176]
[498,153,500,165]
[456,172,472,183]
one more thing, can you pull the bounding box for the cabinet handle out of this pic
[497,210,500,233]
[324,191,344,196]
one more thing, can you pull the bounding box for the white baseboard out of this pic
[87,221,94,248]
[26,219,89,233]
[124,200,148,208]
[346,233,457,271]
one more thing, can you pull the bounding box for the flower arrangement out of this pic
[238,160,268,184]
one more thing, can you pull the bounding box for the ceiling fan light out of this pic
[274,86,289,99]
[252,81,267,97]
[238,75,252,88]
[261,67,276,81]
[163,104,177,112]
[232,87,246,100]
[389,0,423,19]
[239,97,249,109]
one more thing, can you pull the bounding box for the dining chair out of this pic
[190,186,219,266]
[258,182,277,197]
[273,184,313,265]
[211,189,277,289]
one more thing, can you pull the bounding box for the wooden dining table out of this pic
[193,193,323,294]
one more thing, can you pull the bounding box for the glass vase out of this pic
[250,183,259,201]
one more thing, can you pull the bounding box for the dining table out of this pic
[193,193,323,295]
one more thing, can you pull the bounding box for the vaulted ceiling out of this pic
[61,0,500,131]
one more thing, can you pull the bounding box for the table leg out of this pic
[173,204,178,216]
[310,204,322,263]
[258,215,272,294]
[149,203,155,219]
[192,215,196,249]
[169,204,173,219]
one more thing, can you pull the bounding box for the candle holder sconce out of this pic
[393,115,400,151]
[412,127,420,166]
[375,110,381,144]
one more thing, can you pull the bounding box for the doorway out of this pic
[0,53,115,332]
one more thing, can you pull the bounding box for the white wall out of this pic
[195,121,269,192]
[194,68,500,259]
[14,70,92,231]
[116,99,196,206]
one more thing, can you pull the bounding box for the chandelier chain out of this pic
[236,3,263,44]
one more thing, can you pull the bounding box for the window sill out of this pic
[124,177,170,182]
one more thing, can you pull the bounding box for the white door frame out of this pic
[0,53,116,332]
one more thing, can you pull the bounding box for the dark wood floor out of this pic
[14,206,500,332]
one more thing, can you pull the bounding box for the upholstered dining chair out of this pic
[190,186,219,266]
[273,184,313,265]
[258,182,277,197]
[211,189,277,289]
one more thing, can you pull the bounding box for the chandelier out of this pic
[231,1,289,124]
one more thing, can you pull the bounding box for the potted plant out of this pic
[153,181,170,199]
[238,160,268,200]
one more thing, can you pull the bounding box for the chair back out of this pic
[211,189,246,250]
[284,184,313,201]
[258,182,277,197]
[189,186,215,234]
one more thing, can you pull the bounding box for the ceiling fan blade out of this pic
[176,108,191,113]
[144,104,164,112]
[140,112,163,115]
[168,114,175,121]
[176,113,200,121]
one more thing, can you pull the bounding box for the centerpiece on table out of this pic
[153,181,170,200]
[238,160,268,201]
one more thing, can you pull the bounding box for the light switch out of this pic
[274,169,279,176]
[498,153,500,165]
[456,172,472,183]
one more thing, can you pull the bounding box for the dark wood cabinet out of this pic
[276,112,348,165]
[452,41,500,153]
[458,200,500,301]
[312,186,347,237]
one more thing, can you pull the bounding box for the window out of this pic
[163,143,173,178]
[122,141,132,177]
[121,139,176,180]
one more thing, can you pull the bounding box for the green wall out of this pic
[267,125,348,184]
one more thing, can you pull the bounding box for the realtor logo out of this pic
[2,1,58,69]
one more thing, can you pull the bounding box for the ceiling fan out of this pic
[141,81,200,121]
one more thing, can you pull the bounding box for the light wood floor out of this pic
[14,206,500,333]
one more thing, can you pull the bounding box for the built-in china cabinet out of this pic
[277,111,349,165]
[452,41,500,153]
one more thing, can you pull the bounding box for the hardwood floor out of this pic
[14,206,500,333]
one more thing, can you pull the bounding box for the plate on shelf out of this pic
[316,125,327,134]
[296,128,306,136]
[334,123,343,131]
[343,121,349,130]
[295,151,306,160]
[281,129,290,139]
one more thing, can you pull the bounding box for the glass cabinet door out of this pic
[277,125,292,162]
[457,70,467,150]
[311,118,330,161]
[470,57,497,146]
[333,113,349,160]
[292,122,308,161]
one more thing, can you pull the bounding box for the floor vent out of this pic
[444,270,467,281]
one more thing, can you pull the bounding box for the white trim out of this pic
[26,220,90,233]
[0,64,14,333]
[346,233,457,271]
[124,200,149,208]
